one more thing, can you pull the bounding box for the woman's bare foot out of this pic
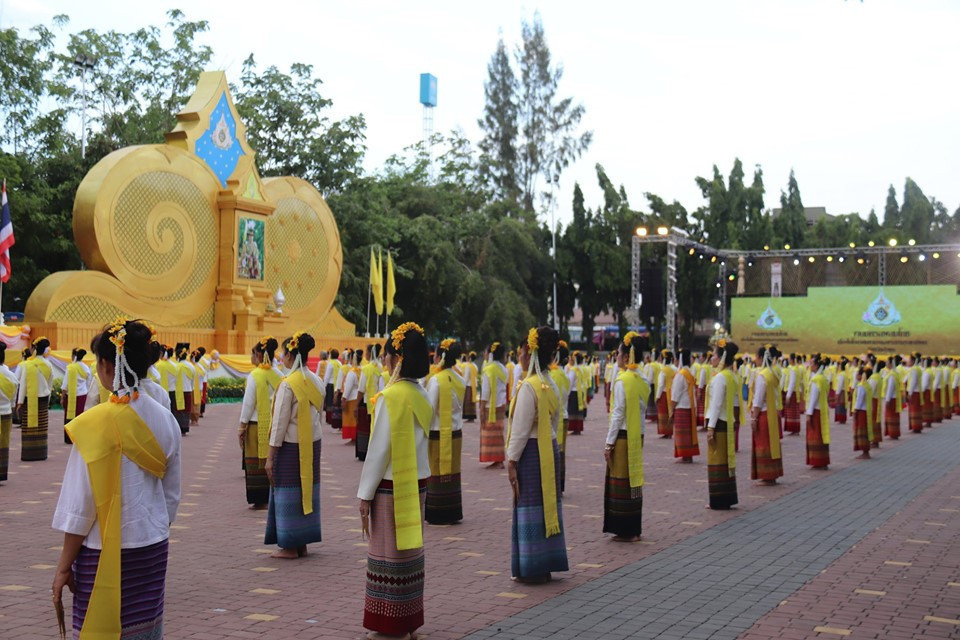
[612,535,641,542]
[249,503,268,511]
[271,548,299,559]
[486,461,504,469]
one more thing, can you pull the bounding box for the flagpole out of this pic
[365,282,371,337]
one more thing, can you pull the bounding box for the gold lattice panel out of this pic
[49,297,127,324]
[265,197,330,312]
[114,171,217,302]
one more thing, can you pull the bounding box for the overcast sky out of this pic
[5,0,958,228]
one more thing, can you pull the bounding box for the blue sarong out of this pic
[511,439,569,579]
[265,439,322,548]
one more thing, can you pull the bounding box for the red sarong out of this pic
[853,409,870,452]
[751,412,783,481]
[673,408,699,459]
[884,399,900,439]
[908,391,922,433]
[695,387,706,427]
[657,394,673,437]
[871,398,881,445]
[783,395,801,434]
[805,410,829,468]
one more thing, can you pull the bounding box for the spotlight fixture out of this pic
[908,239,916,246]
[784,243,791,250]
[899,254,908,263]
[888,238,898,247]
[933,252,940,259]
[793,258,800,266]
[838,255,845,263]
[918,254,926,262]
[710,255,717,263]
[657,226,669,236]
[727,273,735,281]
[826,256,833,262]
[763,245,770,251]
[636,227,648,236]
[715,300,722,308]
[807,256,815,263]
[849,242,856,248]
[868,240,875,247]
[689,247,695,255]
[856,251,866,265]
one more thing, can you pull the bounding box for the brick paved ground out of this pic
[0,396,957,639]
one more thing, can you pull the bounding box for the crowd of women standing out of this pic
[26,313,956,640]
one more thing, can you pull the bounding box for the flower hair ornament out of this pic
[385,322,425,387]
[31,335,51,355]
[107,316,139,402]
[523,327,547,382]
[623,331,641,370]
[439,338,455,352]
[258,336,276,368]
[287,332,306,371]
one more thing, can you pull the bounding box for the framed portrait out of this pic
[237,217,265,281]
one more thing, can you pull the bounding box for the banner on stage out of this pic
[731,285,960,356]
[770,262,782,298]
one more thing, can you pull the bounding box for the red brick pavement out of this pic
[0,398,950,639]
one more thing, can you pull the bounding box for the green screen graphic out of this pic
[731,285,960,356]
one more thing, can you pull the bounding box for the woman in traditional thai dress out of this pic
[341,349,362,443]
[834,359,849,424]
[357,344,384,461]
[62,348,93,444]
[506,326,568,583]
[883,356,903,439]
[603,331,648,540]
[705,340,740,509]
[323,348,341,430]
[425,339,465,525]
[264,332,324,559]
[655,350,675,439]
[358,322,431,639]
[0,343,17,483]
[566,352,587,435]
[16,336,53,461]
[169,343,193,435]
[238,337,282,510]
[52,319,181,639]
[750,346,784,485]
[461,351,479,422]
[671,349,699,463]
[853,367,873,459]
[805,354,831,469]
[479,342,508,468]
[549,342,572,493]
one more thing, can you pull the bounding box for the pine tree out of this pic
[477,37,520,203]
[882,184,900,229]
[774,169,807,248]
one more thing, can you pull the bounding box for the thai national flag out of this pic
[0,181,14,283]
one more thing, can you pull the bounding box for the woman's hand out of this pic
[265,456,275,485]
[359,499,370,518]
[51,566,75,604]
[707,428,715,445]
[604,446,613,465]
[237,427,246,448]
[507,460,519,504]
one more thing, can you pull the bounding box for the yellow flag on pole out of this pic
[372,248,384,315]
[386,252,396,315]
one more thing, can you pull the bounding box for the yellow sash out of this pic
[718,369,737,474]
[506,375,561,537]
[157,360,172,391]
[859,381,874,442]
[24,357,50,427]
[252,367,282,459]
[316,360,327,381]
[812,373,830,444]
[573,366,588,410]
[616,370,650,489]
[283,370,325,515]
[760,368,781,460]
[173,362,187,411]
[466,362,478,390]
[191,364,202,411]
[663,366,677,413]
[677,369,696,417]
[868,372,882,429]
[362,362,381,408]
[484,363,507,422]
[436,369,465,477]
[549,366,570,448]
[381,380,431,550]
[65,402,166,640]
[330,360,342,387]
[66,362,83,420]
[0,369,14,400]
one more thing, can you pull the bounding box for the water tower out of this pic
[419,73,437,178]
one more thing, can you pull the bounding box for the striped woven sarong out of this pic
[835,399,847,424]
[884,399,901,439]
[645,387,657,422]
[264,439,322,549]
[426,430,463,524]
[329,388,342,431]
[751,412,783,481]
[242,422,269,506]
[672,408,699,459]
[695,387,706,427]
[0,414,10,482]
[603,431,642,538]
[342,398,358,440]
[871,398,882,445]
[656,394,673,437]
[853,410,870,452]
[479,413,505,462]
[783,395,801,434]
[922,391,934,427]
[511,439,568,579]
[567,394,584,434]
[364,479,426,636]
[63,394,87,444]
[733,406,741,452]
[72,539,167,640]
[169,391,191,435]
[909,391,922,432]
[805,410,830,468]
[356,404,371,461]
[933,393,943,423]
[707,420,738,510]
[463,386,477,421]
[827,389,837,409]
[20,397,49,461]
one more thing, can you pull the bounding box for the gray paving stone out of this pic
[464,424,960,640]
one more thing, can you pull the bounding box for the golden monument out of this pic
[24,71,357,353]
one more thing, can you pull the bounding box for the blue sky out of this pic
[5,0,958,227]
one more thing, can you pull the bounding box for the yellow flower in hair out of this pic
[392,322,425,352]
[717,338,727,348]
[490,341,501,352]
[289,331,304,350]
[527,328,539,352]
[623,331,640,346]
[439,338,455,351]
[260,335,275,348]
[32,335,50,346]
[558,340,568,349]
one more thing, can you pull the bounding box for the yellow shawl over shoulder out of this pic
[282,370,325,515]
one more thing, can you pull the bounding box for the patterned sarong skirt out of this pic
[426,430,463,524]
[707,420,738,509]
[264,439,322,549]
[805,410,830,468]
[603,431,642,538]
[511,439,568,579]
[751,412,783,480]
[20,397,49,462]
[242,422,269,506]
[673,407,699,458]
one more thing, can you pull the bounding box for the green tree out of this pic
[515,13,592,213]
[882,184,900,229]
[900,177,935,244]
[773,169,806,248]
[477,37,520,204]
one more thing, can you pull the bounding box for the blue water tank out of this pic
[419,73,437,107]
